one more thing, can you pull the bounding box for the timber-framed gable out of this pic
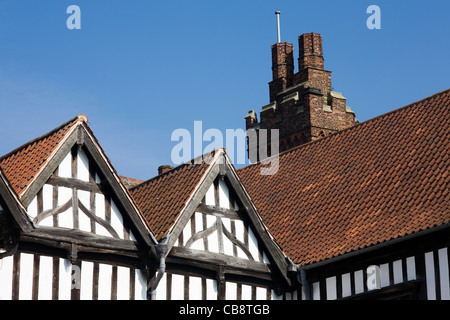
[131,149,297,300]
[0,114,156,300]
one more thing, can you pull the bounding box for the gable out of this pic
[173,177,270,265]
[151,150,291,285]
[0,114,154,247]
[26,145,136,240]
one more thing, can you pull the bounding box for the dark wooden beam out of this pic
[46,176,104,194]
[196,203,240,220]
[20,227,138,253]
[170,246,271,275]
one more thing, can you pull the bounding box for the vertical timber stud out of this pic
[69,244,80,300]
[416,245,427,299]
[217,265,225,300]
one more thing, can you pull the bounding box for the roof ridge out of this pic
[130,148,224,191]
[238,88,450,173]
[129,161,191,191]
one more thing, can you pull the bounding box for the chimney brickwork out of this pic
[246,32,358,159]
[158,165,174,175]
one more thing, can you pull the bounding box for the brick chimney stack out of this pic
[245,32,358,159]
[298,32,324,70]
[158,165,174,175]
[269,42,294,102]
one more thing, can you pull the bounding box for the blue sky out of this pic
[0,0,448,180]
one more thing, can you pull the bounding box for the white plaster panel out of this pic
[36,185,53,227]
[59,152,72,178]
[95,193,105,220]
[393,259,403,284]
[57,186,73,229]
[256,286,266,300]
[27,196,38,219]
[42,184,53,211]
[425,251,436,300]
[135,269,147,300]
[225,282,237,300]
[312,282,320,300]
[19,253,33,300]
[110,199,124,239]
[154,272,167,300]
[206,278,217,300]
[195,212,204,233]
[189,276,202,300]
[117,266,130,300]
[218,180,230,209]
[354,270,364,294]
[182,219,191,247]
[171,274,185,300]
[241,284,252,299]
[38,255,53,300]
[80,261,94,300]
[341,273,351,297]
[206,216,219,254]
[58,209,73,229]
[78,190,91,233]
[77,149,90,182]
[205,184,215,206]
[247,227,259,261]
[407,256,416,281]
[438,248,450,300]
[0,255,13,300]
[380,263,390,288]
[221,217,234,256]
[326,276,337,300]
[98,263,112,300]
[58,258,72,300]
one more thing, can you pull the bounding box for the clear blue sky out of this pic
[0,0,448,180]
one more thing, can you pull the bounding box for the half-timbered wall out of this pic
[153,271,297,300]
[0,251,146,300]
[0,145,149,300]
[305,246,450,300]
[26,146,136,241]
[156,177,296,300]
[173,179,270,263]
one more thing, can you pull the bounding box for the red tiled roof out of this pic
[129,153,215,241]
[0,116,79,197]
[237,88,450,266]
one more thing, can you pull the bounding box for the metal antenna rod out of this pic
[275,11,281,43]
